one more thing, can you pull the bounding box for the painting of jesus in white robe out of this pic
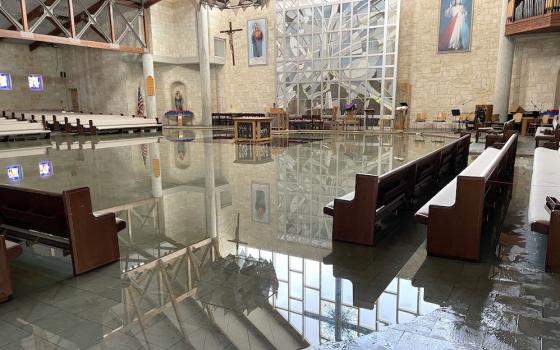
[438,0,472,52]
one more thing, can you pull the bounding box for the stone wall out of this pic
[397,0,502,121]
[61,46,142,115]
[0,44,68,111]
[209,6,277,113]
[510,35,560,111]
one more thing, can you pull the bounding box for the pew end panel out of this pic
[62,188,122,275]
[426,176,487,261]
[0,236,22,303]
[546,211,560,273]
[0,236,12,303]
[331,174,379,246]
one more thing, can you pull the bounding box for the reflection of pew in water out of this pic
[323,222,426,310]
[411,255,494,324]
[0,144,51,158]
[49,134,163,151]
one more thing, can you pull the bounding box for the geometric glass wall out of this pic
[275,0,400,121]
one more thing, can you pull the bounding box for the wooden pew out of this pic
[0,121,50,140]
[324,134,471,246]
[415,134,518,261]
[323,162,417,245]
[0,236,22,303]
[0,186,126,275]
[528,144,560,272]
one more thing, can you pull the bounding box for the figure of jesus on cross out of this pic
[220,22,243,66]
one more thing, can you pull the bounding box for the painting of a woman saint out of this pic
[248,19,267,65]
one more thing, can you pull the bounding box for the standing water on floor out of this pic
[0,130,450,349]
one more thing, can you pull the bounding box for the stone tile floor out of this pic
[315,155,560,350]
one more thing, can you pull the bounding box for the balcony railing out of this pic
[506,0,560,36]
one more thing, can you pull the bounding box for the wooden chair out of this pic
[432,112,448,131]
[322,107,338,130]
[414,112,429,130]
[342,111,361,131]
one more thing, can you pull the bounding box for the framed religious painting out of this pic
[247,18,267,66]
[437,0,473,53]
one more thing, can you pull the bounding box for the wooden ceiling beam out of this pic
[5,0,58,31]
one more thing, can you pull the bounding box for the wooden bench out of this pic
[0,186,126,275]
[0,236,22,303]
[528,144,560,272]
[324,134,471,245]
[415,134,518,261]
[0,121,50,140]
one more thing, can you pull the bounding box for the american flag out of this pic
[136,86,145,118]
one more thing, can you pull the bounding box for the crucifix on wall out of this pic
[220,22,243,66]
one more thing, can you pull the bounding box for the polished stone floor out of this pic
[0,130,558,350]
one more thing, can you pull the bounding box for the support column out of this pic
[197,6,212,127]
[142,53,157,119]
[493,0,515,121]
[203,130,217,238]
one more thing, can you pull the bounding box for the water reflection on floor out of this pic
[1,130,559,349]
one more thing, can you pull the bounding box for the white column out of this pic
[493,0,515,121]
[142,53,157,119]
[197,6,212,126]
[203,130,217,238]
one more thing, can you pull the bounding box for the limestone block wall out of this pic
[0,44,68,111]
[397,0,502,121]
[150,0,199,57]
[510,35,560,111]
[61,46,141,115]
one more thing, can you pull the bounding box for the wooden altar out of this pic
[233,116,273,143]
[164,111,194,126]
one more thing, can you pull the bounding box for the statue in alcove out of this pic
[174,91,184,111]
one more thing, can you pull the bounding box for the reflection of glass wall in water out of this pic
[243,246,439,346]
[277,134,394,246]
[275,0,400,118]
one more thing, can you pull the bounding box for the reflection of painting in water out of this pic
[255,190,266,219]
[252,183,269,223]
